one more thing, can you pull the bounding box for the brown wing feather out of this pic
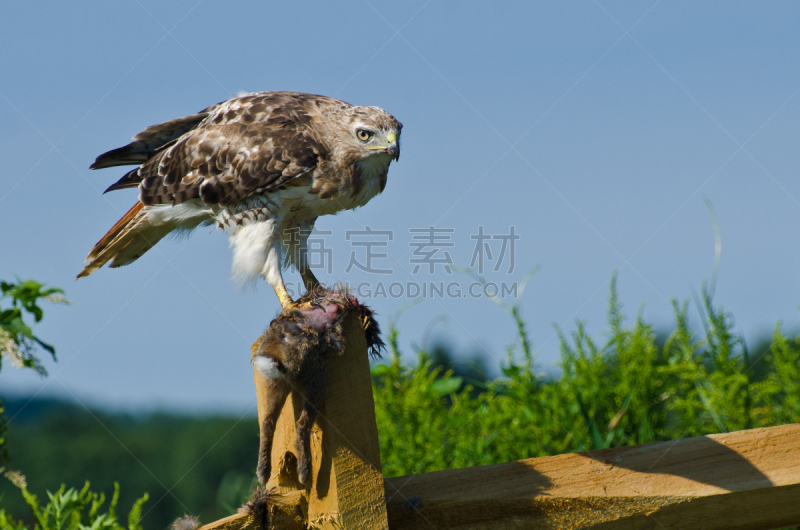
[103,168,140,193]
[102,92,332,208]
[90,110,216,169]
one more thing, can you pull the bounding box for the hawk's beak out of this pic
[385,141,400,162]
[368,132,400,161]
[384,132,399,161]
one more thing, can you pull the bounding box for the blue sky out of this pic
[2,1,800,413]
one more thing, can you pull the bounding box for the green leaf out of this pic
[127,492,149,530]
[33,336,56,356]
[573,387,607,450]
[0,278,67,374]
[370,364,391,377]
[431,376,463,396]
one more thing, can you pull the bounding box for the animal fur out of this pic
[238,486,274,515]
[238,487,274,529]
[253,287,383,485]
[170,515,200,530]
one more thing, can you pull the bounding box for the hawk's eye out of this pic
[356,129,373,142]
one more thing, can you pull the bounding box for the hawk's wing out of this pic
[95,92,332,207]
[90,110,214,170]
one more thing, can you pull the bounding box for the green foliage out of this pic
[0,401,7,470]
[373,274,800,478]
[0,479,147,530]
[0,278,68,467]
[0,404,258,530]
[0,279,68,376]
[752,324,800,426]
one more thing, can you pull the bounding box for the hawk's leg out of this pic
[272,280,295,309]
[299,267,320,296]
[283,220,319,299]
[267,232,295,308]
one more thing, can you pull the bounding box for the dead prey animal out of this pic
[252,287,383,485]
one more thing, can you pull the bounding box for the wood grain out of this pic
[384,423,800,529]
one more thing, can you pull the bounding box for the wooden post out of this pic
[252,311,389,529]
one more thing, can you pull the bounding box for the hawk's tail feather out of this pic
[77,202,171,279]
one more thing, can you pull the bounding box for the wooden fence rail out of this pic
[201,314,800,529]
[384,423,800,529]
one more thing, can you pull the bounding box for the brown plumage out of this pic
[78,91,401,307]
[78,202,172,276]
[253,286,383,485]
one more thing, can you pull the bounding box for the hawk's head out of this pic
[335,105,402,163]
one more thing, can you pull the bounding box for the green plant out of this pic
[0,279,69,466]
[0,406,256,530]
[372,273,800,478]
[0,477,148,530]
[0,279,68,375]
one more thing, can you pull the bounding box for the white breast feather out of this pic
[224,156,389,286]
[229,219,282,287]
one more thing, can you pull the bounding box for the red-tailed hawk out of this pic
[78,91,401,307]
